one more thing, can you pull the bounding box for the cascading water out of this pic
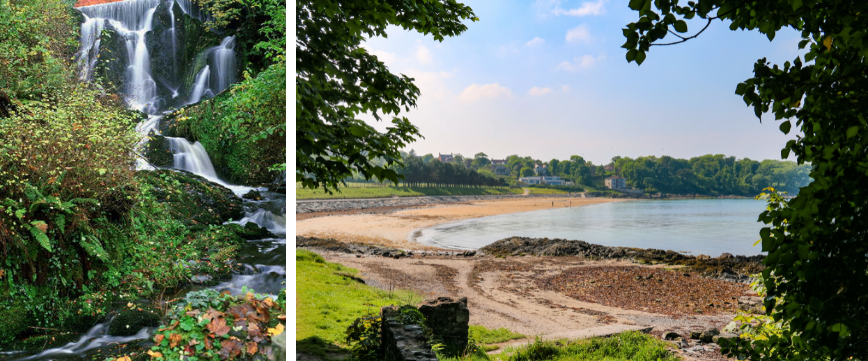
[9,0,285,358]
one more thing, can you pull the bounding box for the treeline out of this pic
[397,156,506,188]
[614,155,811,195]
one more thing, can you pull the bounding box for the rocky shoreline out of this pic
[480,237,764,283]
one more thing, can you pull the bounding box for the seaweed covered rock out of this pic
[227,222,277,240]
[108,310,161,337]
[137,169,243,226]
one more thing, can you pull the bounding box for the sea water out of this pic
[413,199,768,256]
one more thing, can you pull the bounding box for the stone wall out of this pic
[380,306,438,361]
[296,194,583,214]
[418,297,470,353]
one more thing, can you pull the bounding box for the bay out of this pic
[414,199,768,256]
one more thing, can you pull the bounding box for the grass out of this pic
[470,325,526,352]
[296,186,514,199]
[296,249,423,357]
[440,331,678,361]
[523,187,568,195]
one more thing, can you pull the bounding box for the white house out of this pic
[519,176,566,185]
[604,176,626,189]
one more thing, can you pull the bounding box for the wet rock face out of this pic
[108,310,160,337]
[418,297,469,353]
[143,134,174,167]
[380,306,437,361]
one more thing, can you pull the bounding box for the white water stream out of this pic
[7,0,285,359]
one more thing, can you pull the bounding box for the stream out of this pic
[2,0,286,359]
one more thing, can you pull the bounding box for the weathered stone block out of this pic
[418,297,469,352]
[380,306,437,361]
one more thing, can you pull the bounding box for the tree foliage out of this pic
[296,0,477,193]
[397,156,506,188]
[624,0,868,359]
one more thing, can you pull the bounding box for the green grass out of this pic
[523,187,568,195]
[440,331,678,361]
[296,186,514,199]
[470,325,526,344]
[296,250,423,357]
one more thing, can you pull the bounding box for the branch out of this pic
[652,18,713,46]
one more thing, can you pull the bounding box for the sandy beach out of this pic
[295,197,619,250]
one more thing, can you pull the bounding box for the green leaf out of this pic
[790,0,803,10]
[735,83,748,95]
[846,126,859,139]
[28,222,52,252]
[780,121,792,134]
[628,0,648,11]
[635,51,647,65]
[674,20,687,33]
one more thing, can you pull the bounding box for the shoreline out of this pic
[295,197,620,250]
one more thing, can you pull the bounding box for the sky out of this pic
[359,0,805,165]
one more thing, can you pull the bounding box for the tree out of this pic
[474,152,488,159]
[520,167,534,177]
[422,154,434,164]
[408,149,417,158]
[296,0,477,192]
[570,155,586,166]
[624,1,867,359]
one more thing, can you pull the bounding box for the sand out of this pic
[295,197,618,250]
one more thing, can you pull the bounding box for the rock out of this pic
[661,330,680,340]
[108,310,161,337]
[142,134,174,168]
[690,331,702,339]
[227,222,277,240]
[243,189,263,200]
[722,321,741,334]
[713,333,738,344]
[719,253,734,259]
[381,306,437,361]
[191,274,214,284]
[738,296,763,314]
[418,297,470,352]
[137,170,243,226]
[696,255,711,260]
[700,329,720,343]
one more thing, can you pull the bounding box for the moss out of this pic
[136,169,243,226]
[142,135,174,168]
[0,301,29,347]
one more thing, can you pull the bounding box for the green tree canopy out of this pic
[624,0,868,359]
[296,0,477,192]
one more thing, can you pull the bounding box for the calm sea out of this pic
[413,199,768,256]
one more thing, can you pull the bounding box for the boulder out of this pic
[738,296,763,314]
[242,189,263,200]
[700,329,720,343]
[136,170,243,226]
[108,310,161,337]
[689,331,702,339]
[380,306,437,361]
[418,297,470,353]
[661,330,680,340]
[142,134,174,168]
[719,253,734,259]
[227,222,277,240]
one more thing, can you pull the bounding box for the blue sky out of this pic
[360,0,804,165]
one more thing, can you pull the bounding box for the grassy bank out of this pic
[296,186,515,199]
[296,250,423,356]
[442,331,678,361]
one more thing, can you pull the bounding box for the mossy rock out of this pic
[143,134,174,168]
[0,301,29,347]
[108,310,161,337]
[136,169,243,225]
[226,222,276,240]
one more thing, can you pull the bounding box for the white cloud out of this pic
[416,45,432,64]
[565,25,591,43]
[528,87,553,97]
[526,37,545,47]
[561,85,571,92]
[498,43,520,55]
[556,54,605,72]
[368,49,396,64]
[459,83,513,102]
[554,0,607,16]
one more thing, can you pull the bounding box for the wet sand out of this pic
[295,197,618,250]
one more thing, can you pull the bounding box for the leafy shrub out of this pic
[345,313,382,361]
[148,288,287,360]
[0,0,78,115]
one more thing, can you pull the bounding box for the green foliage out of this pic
[625,1,868,360]
[148,288,286,360]
[295,185,512,200]
[397,156,507,188]
[345,314,382,361]
[468,325,525,345]
[193,0,286,71]
[0,0,78,116]
[614,154,810,195]
[169,62,285,185]
[296,0,478,193]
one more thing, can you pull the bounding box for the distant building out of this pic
[438,153,454,163]
[492,164,510,176]
[519,176,566,185]
[604,164,614,172]
[604,176,626,189]
[533,164,548,176]
[491,159,507,165]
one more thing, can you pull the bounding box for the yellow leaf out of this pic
[267,323,285,337]
[117,357,132,361]
[146,350,163,358]
[824,36,833,50]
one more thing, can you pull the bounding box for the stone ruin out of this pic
[380,297,470,361]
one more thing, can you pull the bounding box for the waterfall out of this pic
[211,36,236,94]
[166,137,219,178]
[77,16,105,80]
[188,65,212,104]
